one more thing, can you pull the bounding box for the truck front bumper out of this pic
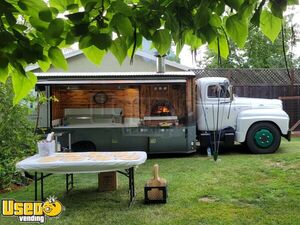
[283,130,291,141]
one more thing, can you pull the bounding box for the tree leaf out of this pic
[67,3,78,11]
[194,8,210,28]
[165,12,179,33]
[226,14,248,48]
[82,45,106,65]
[185,30,202,49]
[39,8,53,22]
[111,1,132,16]
[49,0,69,11]
[209,13,222,27]
[260,10,282,43]
[215,0,225,15]
[79,35,93,49]
[250,0,265,27]
[176,40,184,56]
[48,47,68,70]
[29,16,49,32]
[72,23,89,36]
[67,12,85,24]
[199,25,217,44]
[225,0,244,10]
[208,35,229,59]
[127,33,143,57]
[85,2,97,12]
[0,31,15,48]
[110,13,133,36]
[80,0,97,8]
[66,32,77,45]
[269,0,287,18]
[47,18,65,38]
[239,1,255,18]
[0,54,9,69]
[18,0,48,18]
[288,0,299,5]
[110,38,127,64]
[12,70,37,105]
[0,67,9,84]
[92,33,112,50]
[5,12,16,26]
[38,56,51,72]
[152,29,171,55]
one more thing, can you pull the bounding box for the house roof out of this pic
[26,49,191,72]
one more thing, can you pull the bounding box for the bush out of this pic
[0,81,39,190]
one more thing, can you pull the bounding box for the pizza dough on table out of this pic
[89,153,114,161]
[112,152,140,160]
[38,156,63,163]
[116,154,140,160]
[62,156,86,162]
[37,152,141,163]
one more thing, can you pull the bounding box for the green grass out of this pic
[1,139,300,225]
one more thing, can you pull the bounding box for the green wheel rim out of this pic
[254,129,274,148]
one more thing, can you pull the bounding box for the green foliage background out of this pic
[204,25,300,69]
[0,81,39,189]
[0,0,298,104]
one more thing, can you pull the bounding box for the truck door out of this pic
[201,83,236,131]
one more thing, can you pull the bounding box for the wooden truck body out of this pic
[36,72,197,154]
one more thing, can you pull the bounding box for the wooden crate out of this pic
[98,172,117,192]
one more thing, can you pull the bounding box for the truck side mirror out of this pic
[228,85,234,101]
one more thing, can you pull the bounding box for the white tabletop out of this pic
[16,152,147,174]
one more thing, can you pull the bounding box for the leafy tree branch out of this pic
[0,0,298,104]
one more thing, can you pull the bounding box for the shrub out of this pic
[0,81,39,190]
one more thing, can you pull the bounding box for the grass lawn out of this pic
[1,139,300,225]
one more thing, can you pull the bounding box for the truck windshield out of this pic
[207,84,230,98]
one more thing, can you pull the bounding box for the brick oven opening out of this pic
[151,100,175,116]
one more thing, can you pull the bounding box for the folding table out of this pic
[16,151,147,206]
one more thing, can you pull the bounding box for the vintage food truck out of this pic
[35,71,291,154]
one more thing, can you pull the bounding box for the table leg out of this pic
[71,174,74,189]
[66,174,74,192]
[66,174,68,192]
[41,173,44,201]
[129,167,135,206]
[34,172,37,201]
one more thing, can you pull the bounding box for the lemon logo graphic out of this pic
[42,197,63,217]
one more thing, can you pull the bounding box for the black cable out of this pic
[217,37,222,67]
[281,22,292,82]
[130,25,137,65]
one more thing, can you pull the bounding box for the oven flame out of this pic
[157,106,170,114]
[151,100,173,116]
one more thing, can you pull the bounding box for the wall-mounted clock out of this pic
[93,92,108,104]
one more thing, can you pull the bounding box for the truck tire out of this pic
[246,122,281,154]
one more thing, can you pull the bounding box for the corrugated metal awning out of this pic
[37,79,187,85]
[35,71,195,79]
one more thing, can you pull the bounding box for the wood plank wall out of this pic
[51,85,139,120]
[51,83,188,121]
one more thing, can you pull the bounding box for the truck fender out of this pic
[235,108,290,143]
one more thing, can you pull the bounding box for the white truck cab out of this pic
[196,77,291,153]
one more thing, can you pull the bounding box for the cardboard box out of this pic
[98,172,117,192]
